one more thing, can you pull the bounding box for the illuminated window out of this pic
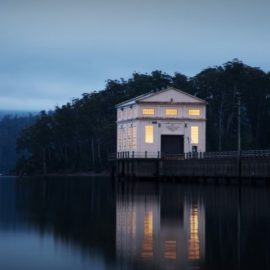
[189,109,201,116]
[122,127,127,150]
[145,125,154,143]
[143,108,155,115]
[132,126,137,149]
[165,108,178,116]
[117,131,121,151]
[191,126,199,144]
[128,127,132,149]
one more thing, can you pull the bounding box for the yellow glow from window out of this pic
[143,108,155,115]
[191,126,199,144]
[145,125,154,143]
[165,108,177,116]
[189,109,201,116]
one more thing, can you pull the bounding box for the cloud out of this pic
[0,0,270,110]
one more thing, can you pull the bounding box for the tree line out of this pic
[15,60,270,175]
[0,114,36,174]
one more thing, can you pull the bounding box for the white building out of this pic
[116,87,206,157]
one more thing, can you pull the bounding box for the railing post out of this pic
[132,151,134,159]
[145,151,147,158]
[158,151,160,159]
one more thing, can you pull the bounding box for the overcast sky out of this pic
[0,0,269,111]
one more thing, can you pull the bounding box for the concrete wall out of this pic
[116,157,270,179]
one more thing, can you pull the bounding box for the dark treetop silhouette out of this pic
[15,60,270,175]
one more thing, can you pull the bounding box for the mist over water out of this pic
[0,176,270,270]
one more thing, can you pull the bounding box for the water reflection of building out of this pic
[116,190,160,261]
[185,200,205,262]
[116,184,205,269]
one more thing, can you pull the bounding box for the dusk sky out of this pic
[0,0,269,111]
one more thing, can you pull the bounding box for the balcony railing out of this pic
[108,150,270,161]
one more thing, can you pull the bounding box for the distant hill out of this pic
[0,113,38,174]
[0,110,38,120]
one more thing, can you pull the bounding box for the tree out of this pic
[15,62,270,175]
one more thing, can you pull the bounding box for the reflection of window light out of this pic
[189,109,201,116]
[165,108,177,116]
[143,108,155,115]
[191,126,199,144]
[188,207,200,260]
[145,125,154,143]
[141,211,153,258]
[132,210,136,237]
[164,240,176,260]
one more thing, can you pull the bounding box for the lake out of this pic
[0,176,269,270]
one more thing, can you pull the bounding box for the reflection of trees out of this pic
[8,177,270,270]
[15,177,116,263]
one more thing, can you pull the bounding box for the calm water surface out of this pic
[0,176,270,270]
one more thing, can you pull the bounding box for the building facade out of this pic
[116,87,206,157]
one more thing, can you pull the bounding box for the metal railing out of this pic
[108,150,270,161]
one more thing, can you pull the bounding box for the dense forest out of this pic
[0,114,36,173]
[15,60,270,175]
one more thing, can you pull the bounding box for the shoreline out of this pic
[2,171,110,178]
